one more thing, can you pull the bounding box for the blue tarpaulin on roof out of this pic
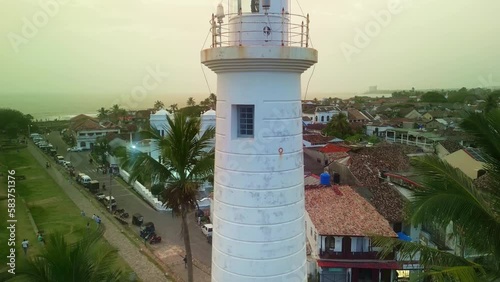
[397,232,412,242]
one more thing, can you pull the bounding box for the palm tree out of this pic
[199,98,211,109]
[186,97,196,107]
[154,100,165,111]
[97,107,109,121]
[118,113,215,282]
[16,229,122,282]
[169,104,178,113]
[374,110,500,281]
[323,112,351,138]
[208,93,217,109]
[484,93,498,113]
[109,104,127,124]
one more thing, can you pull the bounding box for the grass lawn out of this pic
[0,145,137,281]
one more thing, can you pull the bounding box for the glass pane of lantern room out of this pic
[228,0,291,16]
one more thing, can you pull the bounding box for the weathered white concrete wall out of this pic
[211,70,308,282]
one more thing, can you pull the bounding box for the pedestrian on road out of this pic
[37,233,45,245]
[197,216,201,226]
[81,210,85,217]
[92,214,96,221]
[21,239,29,255]
[183,256,187,269]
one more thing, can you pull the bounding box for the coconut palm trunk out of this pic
[181,205,194,282]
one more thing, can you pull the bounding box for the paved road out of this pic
[46,132,213,268]
[27,141,169,282]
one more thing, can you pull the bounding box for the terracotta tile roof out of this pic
[346,144,417,222]
[319,144,351,154]
[325,152,350,162]
[70,114,97,123]
[315,106,340,113]
[347,109,370,121]
[305,185,397,237]
[303,134,331,145]
[304,174,320,186]
[73,119,102,131]
[305,123,327,131]
[439,140,462,154]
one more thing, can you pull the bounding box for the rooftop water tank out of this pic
[320,171,330,186]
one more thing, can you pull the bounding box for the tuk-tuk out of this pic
[132,213,143,226]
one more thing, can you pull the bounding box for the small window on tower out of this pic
[237,105,254,138]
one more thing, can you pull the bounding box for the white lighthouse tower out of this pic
[201,1,317,281]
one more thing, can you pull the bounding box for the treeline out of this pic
[392,87,500,104]
[0,108,34,137]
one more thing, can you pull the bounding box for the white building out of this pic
[149,109,172,137]
[201,1,317,281]
[314,106,342,124]
[70,115,120,149]
[200,109,216,150]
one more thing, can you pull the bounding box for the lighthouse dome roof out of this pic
[202,109,216,116]
[153,109,170,115]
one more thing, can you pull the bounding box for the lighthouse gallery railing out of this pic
[209,12,310,48]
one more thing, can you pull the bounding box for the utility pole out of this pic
[108,166,113,213]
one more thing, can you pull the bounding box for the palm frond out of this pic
[410,156,500,258]
[372,236,485,281]
[17,229,121,282]
[460,109,500,174]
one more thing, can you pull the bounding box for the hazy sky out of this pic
[1,0,499,113]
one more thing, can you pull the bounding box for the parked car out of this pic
[67,146,83,152]
[56,156,65,164]
[79,175,92,186]
[201,223,213,237]
[95,192,106,200]
[103,196,117,210]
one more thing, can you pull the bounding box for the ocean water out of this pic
[1,93,186,121]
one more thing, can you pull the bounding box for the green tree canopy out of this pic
[0,108,32,137]
[322,112,352,138]
[420,91,448,103]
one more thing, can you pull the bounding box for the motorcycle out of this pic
[149,234,162,244]
[120,212,129,219]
